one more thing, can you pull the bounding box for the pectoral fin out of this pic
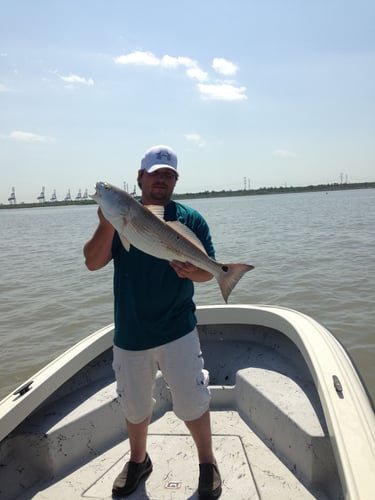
[119,234,131,252]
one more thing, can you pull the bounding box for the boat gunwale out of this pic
[196,304,375,500]
[1,304,374,500]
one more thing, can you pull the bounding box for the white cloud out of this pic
[186,67,208,82]
[60,74,94,86]
[7,130,54,143]
[161,56,208,81]
[212,58,237,76]
[184,133,206,147]
[197,83,247,101]
[160,55,180,68]
[160,55,194,68]
[114,50,246,100]
[174,56,197,69]
[115,50,160,66]
[273,149,297,158]
[116,51,208,81]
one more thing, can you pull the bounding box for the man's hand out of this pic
[170,260,198,278]
[170,260,213,283]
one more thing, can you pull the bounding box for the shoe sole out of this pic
[199,485,222,499]
[112,465,153,497]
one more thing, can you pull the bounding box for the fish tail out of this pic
[216,263,254,303]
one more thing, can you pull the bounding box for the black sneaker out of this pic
[112,453,153,497]
[198,463,222,499]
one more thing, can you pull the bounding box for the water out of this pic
[0,189,374,403]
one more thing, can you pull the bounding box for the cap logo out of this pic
[156,151,171,162]
[141,145,177,172]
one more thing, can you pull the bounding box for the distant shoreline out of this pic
[1,181,374,209]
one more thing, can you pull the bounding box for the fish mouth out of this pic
[90,181,108,198]
[89,186,99,199]
[90,184,100,199]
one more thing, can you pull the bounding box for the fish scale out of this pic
[91,182,254,302]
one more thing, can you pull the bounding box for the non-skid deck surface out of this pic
[20,411,319,500]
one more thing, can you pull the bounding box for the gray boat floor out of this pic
[20,410,322,500]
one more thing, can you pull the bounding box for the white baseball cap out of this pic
[140,145,178,174]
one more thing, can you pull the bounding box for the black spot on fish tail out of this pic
[217,263,254,303]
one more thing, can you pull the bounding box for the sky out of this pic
[1,0,374,203]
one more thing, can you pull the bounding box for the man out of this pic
[83,145,222,498]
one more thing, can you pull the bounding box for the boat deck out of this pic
[2,319,350,499]
[17,408,324,500]
[2,306,375,499]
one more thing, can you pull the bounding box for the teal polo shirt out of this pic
[111,200,215,350]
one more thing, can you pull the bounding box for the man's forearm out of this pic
[84,223,114,270]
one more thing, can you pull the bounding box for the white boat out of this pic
[0,305,374,499]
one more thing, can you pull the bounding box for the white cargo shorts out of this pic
[112,329,210,424]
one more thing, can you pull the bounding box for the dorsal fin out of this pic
[144,205,165,219]
[166,221,207,254]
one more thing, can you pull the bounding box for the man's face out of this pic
[138,168,178,205]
